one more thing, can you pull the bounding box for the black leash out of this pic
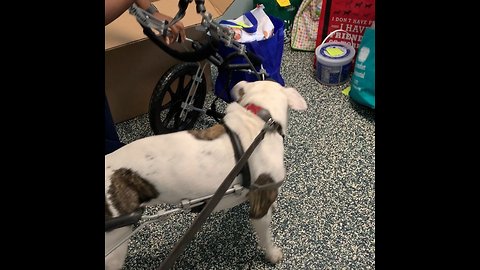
[157,118,279,270]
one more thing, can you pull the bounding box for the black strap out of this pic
[222,122,251,188]
[321,0,333,42]
[191,122,251,214]
[157,121,277,270]
[255,109,284,138]
[105,207,145,232]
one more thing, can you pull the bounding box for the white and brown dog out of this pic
[105,80,307,269]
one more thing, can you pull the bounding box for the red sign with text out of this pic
[315,0,375,65]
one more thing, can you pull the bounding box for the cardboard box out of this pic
[105,0,238,123]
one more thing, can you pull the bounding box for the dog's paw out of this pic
[265,246,283,264]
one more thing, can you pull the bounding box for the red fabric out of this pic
[244,103,264,115]
[314,0,375,67]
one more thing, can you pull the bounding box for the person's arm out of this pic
[105,0,186,44]
[105,0,136,26]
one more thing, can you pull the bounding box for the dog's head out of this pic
[230,80,307,134]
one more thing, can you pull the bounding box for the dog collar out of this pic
[244,103,263,115]
[244,103,284,137]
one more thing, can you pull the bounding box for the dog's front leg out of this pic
[250,208,283,264]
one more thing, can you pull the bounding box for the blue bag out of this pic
[214,14,285,103]
[349,26,375,109]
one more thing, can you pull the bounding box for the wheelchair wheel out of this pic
[149,62,207,134]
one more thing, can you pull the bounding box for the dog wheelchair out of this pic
[106,1,285,268]
[130,0,281,135]
[105,183,245,257]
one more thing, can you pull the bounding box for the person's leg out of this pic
[105,95,125,154]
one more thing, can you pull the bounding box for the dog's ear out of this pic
[230,80,248,101]
[283,87,308,111]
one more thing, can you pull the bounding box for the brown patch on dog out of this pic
[108,168,159,216]
[105,197,112,218]
[233,86,246,102]
[248,173,278,219]
[238,87,245,100]
[188,124,226,140]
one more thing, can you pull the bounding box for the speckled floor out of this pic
[114,45,375,270]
